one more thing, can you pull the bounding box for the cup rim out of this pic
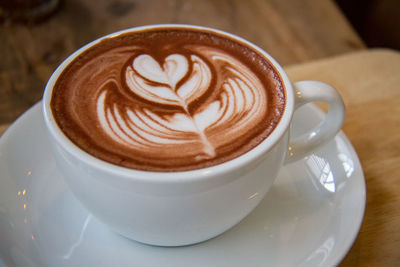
[42,24,294,183]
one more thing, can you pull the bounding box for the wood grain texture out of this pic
[285,49,400,267]
[0,0,364,125]
[0,124,8,136]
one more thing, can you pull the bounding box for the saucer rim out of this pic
[0,101,366,267]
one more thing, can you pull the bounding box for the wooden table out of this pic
[0,0,364,125]
[3,0,400,266]
[285,49,400,266]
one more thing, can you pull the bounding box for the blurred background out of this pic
[336,0,400,50]
[0,0,398,124]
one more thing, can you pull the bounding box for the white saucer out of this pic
[0,102,365,267]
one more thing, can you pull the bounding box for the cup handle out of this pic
[285,81,345,164]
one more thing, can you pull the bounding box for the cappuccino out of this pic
[51,27,286,171]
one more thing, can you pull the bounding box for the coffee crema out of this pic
[51,27,286,171]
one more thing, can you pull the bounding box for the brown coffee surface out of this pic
[51,27,286,172]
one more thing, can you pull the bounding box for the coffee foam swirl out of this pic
[126,53,211,109]
[51,29,285,171]
[97,48,266,161]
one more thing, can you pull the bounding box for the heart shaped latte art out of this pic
[134,54,188,89]
[125,53,211,110]
[96,49,267,160]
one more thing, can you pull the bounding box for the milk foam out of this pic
[126,54,211,109]
[97,49,266,158]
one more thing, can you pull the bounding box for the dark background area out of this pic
[2,0,399,50]
[335,0,400,50]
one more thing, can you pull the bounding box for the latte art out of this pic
[51,28,285,171]
[98,49,266,161]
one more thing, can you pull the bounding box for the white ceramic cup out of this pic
[42,24,345,246]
